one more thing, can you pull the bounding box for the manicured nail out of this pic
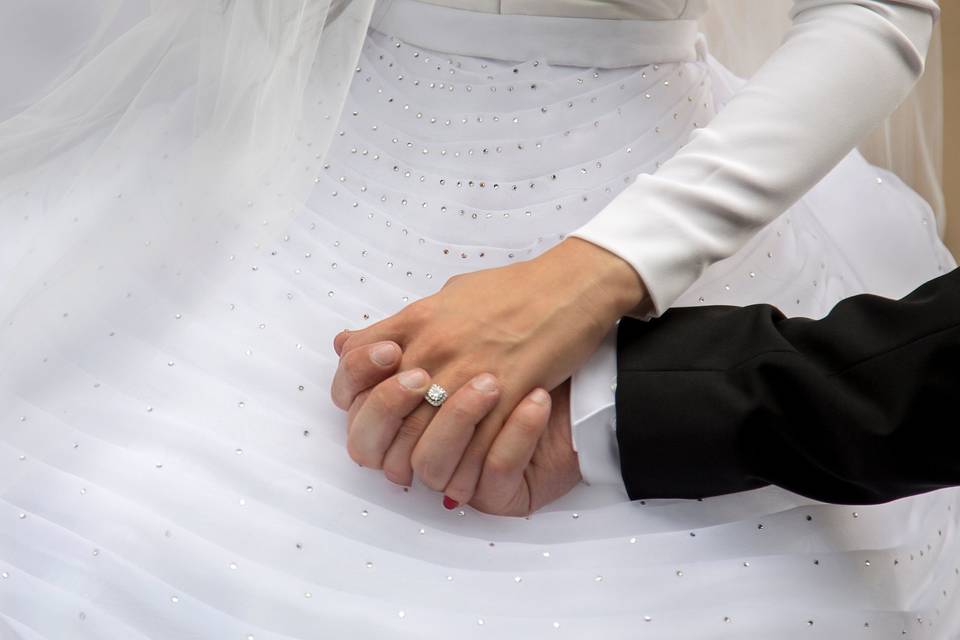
[370,342,399,366]
[529,388,550,405]
[442,495,459,510]
[470,373,498,393]
[398,369,428,389]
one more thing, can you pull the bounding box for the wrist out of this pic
[549,238,648,320]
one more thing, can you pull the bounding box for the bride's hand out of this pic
[332,238,644,507]
[330,341,581,516]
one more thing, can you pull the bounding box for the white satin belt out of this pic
[410,0,708,20]
[370,0,703,68]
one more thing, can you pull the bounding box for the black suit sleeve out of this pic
[614,267,960,505]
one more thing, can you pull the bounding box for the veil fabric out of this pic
[0,0,375,367]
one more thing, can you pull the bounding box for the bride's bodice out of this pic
[417,0,709,20]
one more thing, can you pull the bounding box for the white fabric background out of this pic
[1,2,958,639]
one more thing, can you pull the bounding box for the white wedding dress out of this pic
[1,1,958,639]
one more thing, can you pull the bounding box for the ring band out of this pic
[424,384,448,407]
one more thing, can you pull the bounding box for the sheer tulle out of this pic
[1,2,959,639]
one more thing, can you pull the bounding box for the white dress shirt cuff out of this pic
[569,327,621,486]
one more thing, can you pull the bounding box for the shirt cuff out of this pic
[569,326,622,486]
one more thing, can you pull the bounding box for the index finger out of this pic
[330,341,402,410]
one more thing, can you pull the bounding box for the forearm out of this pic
[614,267,960,504]
[571,1,937,314]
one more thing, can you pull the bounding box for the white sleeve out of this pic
[569,0,938,315]
[569,328,622,486]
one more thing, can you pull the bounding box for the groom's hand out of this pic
[331,341,581,516]
[471,379,582,516]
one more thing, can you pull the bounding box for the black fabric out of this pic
[615,267,960,505]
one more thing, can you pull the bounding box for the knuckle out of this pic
[341,354,378,398]
[467,494,493,515]
[483,453,514,478]
[413,457,446,491]
[345,395,367,431]
[330,385,348,411]
[507,502,532,518]
[415,333,453,361]
[383,465,410,486]
[407,411,432,433]
[395,425,421,446]
[410,445,428,471]
[394,415,428,445]
[430,330,460,360]
[346,439,382,470]
[405,299,434,325]
[472,497,517,518]
[445,473,479,503]
[351,389,371,413]
[341,333,362,354]
[331,372,358,411]
[446,401,480,426]
[369,380,405,415]
[513,403,548,434]
[462,440,491,465]
[340,355,365,390]
[474,480,527,518]
[382,457,411,485]
[513,415,542,438]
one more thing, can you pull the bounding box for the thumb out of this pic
[471,388,551,516]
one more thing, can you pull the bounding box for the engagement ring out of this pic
[424,384,449,407]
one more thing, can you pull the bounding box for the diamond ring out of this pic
[424,383,449,407]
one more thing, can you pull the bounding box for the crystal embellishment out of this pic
[424,384,448,407]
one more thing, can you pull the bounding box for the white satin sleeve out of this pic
[569,0,939,315]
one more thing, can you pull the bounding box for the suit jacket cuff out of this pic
[613,309,772,500]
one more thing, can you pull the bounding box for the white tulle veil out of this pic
[0,0,375,382]
[0,0,945,380]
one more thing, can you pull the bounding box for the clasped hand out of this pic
[330,238,646,515]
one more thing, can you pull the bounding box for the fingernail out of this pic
[442,495,459,510]
[398,369,427,389]
[470,373,498,393]
[370,343,399,366]
[530,389,550,405]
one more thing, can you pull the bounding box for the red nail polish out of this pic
[442,495,459,510]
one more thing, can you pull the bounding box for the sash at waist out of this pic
[370,0,702,68]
